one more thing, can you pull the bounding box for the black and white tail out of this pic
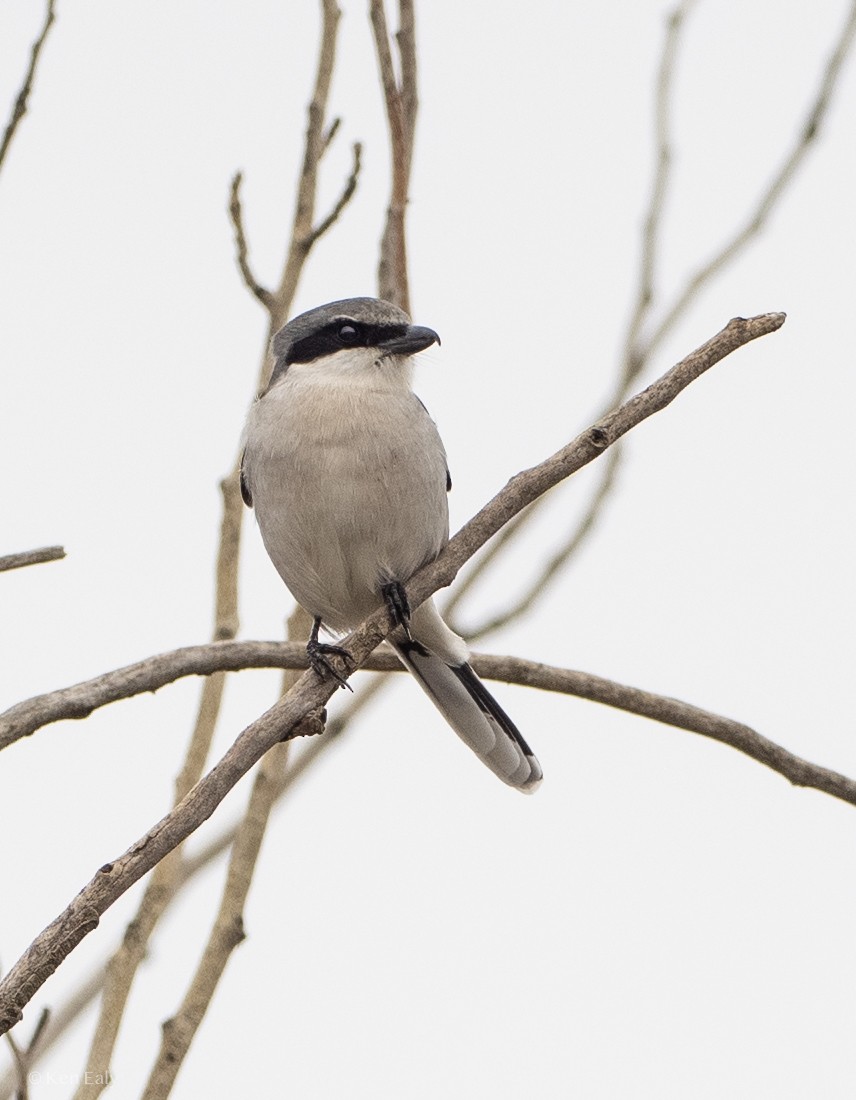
[393,640,542,793]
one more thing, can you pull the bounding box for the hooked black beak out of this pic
[378,324,441,357]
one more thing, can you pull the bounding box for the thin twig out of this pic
[2,1034,26,1100]
[0,313,785,1032]
[271,0,343,339]
[618,0,696,393]
[321,115,341,151]
[0,0,56,175]
[441,3,856,642]
[306,140,363,246]
[228,172,274,309]
[640,0,856,361]
[452,448,623,641]
[0,546,65,574]
[439,3,694,629]
[2,1007,48,1100]
[370,0,418,310]
[0,977,97,1100]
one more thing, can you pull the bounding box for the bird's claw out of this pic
[306,638,354,691]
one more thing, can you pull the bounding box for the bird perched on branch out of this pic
[240,297,542,792]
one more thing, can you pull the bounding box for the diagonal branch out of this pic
[0,0,56,176]
[0,546,65,575]
[0,312,784,1032]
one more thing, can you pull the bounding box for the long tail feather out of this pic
[392,640,542,793]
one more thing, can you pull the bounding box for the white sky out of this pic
[2,1,856,1097]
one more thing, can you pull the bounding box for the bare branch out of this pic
[0,546,64,575]
[321,114,341,151]
[67,7,352,1081]
[641,1,856,360]
[2,1007,48,1100]
[140,738,293,1098]
[0,978,98,1100]
[9,613,854,1088]
[140,609,309,1098]
[370,0,418,310]
[0,0,56,176]
[619,0,696,393]
[228,172,275,309]
[2,1034,27,1100]
[306,140,363,246]
[452,448,623,641]
[482,656,856,806]
[0,313,785,1032]
[442,5,856,640]
[271,0,343,336]
[70,433,245,1096]
[0,681,377,1094]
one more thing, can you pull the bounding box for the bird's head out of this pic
[267,297,440,388]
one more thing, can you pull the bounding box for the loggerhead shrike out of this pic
[240,297,542,792]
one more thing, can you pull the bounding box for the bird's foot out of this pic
[307,618,354,690]
[382,581,412,640]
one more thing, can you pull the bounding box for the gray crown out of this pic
[271,297,412,362]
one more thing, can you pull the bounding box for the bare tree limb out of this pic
[140,611,309,1100]
[306,140,363,246]
[8,630,855,814]
[67,480,244,1096]
[270,0,344,339]
[62,5,353,1090]
[10,606,855,1090]
[480,656,856,805]
[441,1,693,632]
[0,677,376,1097]
[228,172,274,309]
[2,1034,26,1100]
[618,0,696,393]
[321,114,341,151]
[0,0,56,176]
[370,0,418,311]
[441,3,856,642]
[451,447,623,641]
[0,546,65,575]
[0,312,785,1032]
[639,0,856,362]
[0,975,99,1100]
[2,1008,47,1100]
[137,744,290,1095]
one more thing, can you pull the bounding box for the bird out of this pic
[240,297,542,792]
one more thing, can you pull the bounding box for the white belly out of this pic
[242,354,450,632]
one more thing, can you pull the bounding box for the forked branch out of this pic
[0,312,784,1033]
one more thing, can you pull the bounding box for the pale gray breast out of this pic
[242,364,450,628]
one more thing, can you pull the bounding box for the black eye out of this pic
[338,324,359,343]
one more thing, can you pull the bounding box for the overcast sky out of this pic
[2,2,856,1097]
